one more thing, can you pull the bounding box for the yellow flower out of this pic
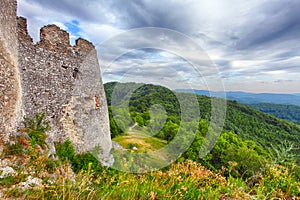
[181,186,188,192]
[149,191,157,200]
[122,180,129,184]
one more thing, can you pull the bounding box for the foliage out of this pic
[105,82,300,162]
[2,135,28,156]
[55,139,76,162]
[1,118,59,194]
[55,140,105,174]
[248,103,300,123]
[71,152,106,174]
[1,110,299,199]
[3,80,299,198]
[269,140,299,165]
[104,81,300,180]
[254,163,300,198]
[2,157,299,199]
[22,113,50,147]
[184,130,268,178]
[108,106,123,138]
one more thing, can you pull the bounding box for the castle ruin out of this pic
[0,0,113,166]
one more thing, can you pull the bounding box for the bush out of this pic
[22,113,50,147]
[71,152,103,174]
[2,135,27,156]
[55,140,105,174]
[55,140,76,162]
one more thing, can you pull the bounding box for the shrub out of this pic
[55,140,105,174]
[2,135,27,156]
[55,139,76,162]
[22,113,50,147]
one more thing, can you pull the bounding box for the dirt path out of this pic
[128,123,138,134]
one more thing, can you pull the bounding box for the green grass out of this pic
[4,158,299,199]
[112,127,167,152]
[111,127,171,171]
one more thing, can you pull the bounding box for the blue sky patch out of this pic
[65,20,80,36]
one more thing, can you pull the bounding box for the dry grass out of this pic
[113,128,167,152]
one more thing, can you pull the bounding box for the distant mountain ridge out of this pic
[175,89,300,106]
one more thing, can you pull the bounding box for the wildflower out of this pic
[221,166,227,171]
[190,172,193,175]
[117,182,120,186]
[177,191,183,197]
[181,186,187,192]
[44,184,49,189]
[138,174,142,179]
[149,191,157,200]
[122,180,129,184]
[177,175,182,181]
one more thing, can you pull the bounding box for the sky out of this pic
[17,0,300,93]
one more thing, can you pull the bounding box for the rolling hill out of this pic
[175,89,300,106]
[105,82,300,159]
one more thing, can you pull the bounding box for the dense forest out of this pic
[105,82,300,177]
[248,103,300,124]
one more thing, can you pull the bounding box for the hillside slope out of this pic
[105,82,300,159]
[248,103,300,124]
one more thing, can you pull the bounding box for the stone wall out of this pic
[17,17,113,166]
[0,0,113,166]
[0,0,21,143]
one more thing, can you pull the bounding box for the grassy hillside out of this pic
[248,103,300,123]
[3,134,299,199]
[1,100,299,199]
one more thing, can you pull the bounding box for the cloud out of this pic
[17,0,300,93]
[236,0,300,50]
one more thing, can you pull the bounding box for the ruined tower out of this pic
[0,0,113,166]
[0,0,22,144]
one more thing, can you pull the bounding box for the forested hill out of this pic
[176,89,300,106]
[104,82,300,158]
[248,103,300,124]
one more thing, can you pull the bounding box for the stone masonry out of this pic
[0,1,113,166]
[0,0,22,145]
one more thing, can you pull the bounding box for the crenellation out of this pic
[75,38,96,56]
[38,24,71,54]
[17,17,33,44]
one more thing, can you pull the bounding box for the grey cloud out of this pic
[274,79,296,83]
[236,0,300,50]
[18,0,300,92]
[105,0,199,32]
[25,0,113,23]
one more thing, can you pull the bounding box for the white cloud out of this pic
[52,22,67,30]
[17,0,300,93]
